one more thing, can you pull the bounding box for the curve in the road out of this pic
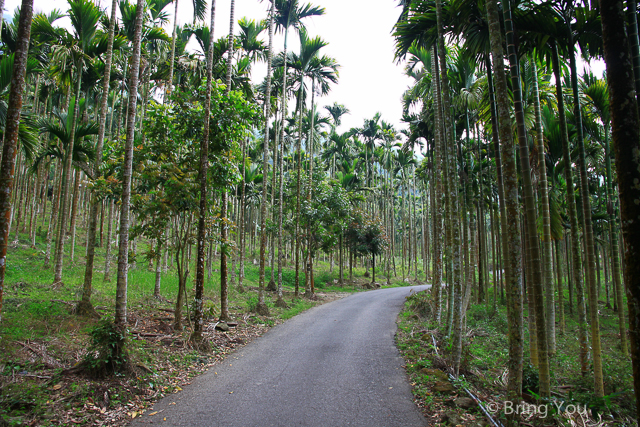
[131,285,430,427]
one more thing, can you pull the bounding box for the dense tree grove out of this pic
[1,0,640,423]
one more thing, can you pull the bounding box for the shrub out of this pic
[247,296,259,313]
[314,271,332,289]
[468,304,508,330]
[522,362,539,394]
[406,291,432,319]
[190,299,217,321]
[281,269,296,288]
[83,319,129,377]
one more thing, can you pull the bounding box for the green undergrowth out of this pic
[397,289,636,426]
[280,298,317,320]
[1,216,419,425]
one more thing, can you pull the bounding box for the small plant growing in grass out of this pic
[314,271,332,289]
[83,318,129,377]
[522,362,539,394]
[190,299,217,321]
[405,291,432,319]
[247,296,259,313]
[280,299,315,320]
[414,357,432,370]
[281,269,296,287]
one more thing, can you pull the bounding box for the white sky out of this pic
[9,0,414,134]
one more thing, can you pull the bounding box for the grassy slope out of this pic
[396,290,636,426]
[0,211,418,426]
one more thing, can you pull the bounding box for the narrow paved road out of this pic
[131,285,430,427]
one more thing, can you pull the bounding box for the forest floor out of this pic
[0,232,419,426]
[396,289,637,427]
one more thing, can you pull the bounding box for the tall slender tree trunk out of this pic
[568,29,604,395]
[45,165,62,269]
[165,0,179,102]
[191,0,217,342]
[565,235,573,313]
[305,78,317,298]
[238,139,247,293]
[605,127,628,352]
[435,0,462,374]
[401,187,406,281]
[277,96,286,305]
[154,238,162,297]
[486,56,511,307]
[470,202,478,304]
[267,126,277,292]
[219,0,236,322]
[339,233,344,285]
[422,182,429,278]
[174,217,192,330]
[489,193,498,311]
[596,244,602,301]
[431,45,444,324]
[486,0,524,417]
[257,0,274,315]
[104,199,114,281]
[502,0,549,396]
[114,0,144,327]
[604,239,611,308]
[12,163,25,242]
[278,21,292,294]
[28,163,42,247]
[229,197,237,288]
[599,0,640,415]
[555,240,565,334]
[478,195,485,303]
[68,170,81,264]
[54,60,83,285]
[523,208,538,367]
[0,0,33,321]
[412,171,419,281]
[294,73,304,298]
[552,44,588,375]
[627,0,640,105]
[532,60,556,354]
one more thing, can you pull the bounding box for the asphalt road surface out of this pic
[131,285,430,427]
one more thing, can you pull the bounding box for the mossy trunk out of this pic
[486,0,524,416]
[600,0,640,412]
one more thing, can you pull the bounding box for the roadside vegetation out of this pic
[397,290,635,426]
[1,229,408,426]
